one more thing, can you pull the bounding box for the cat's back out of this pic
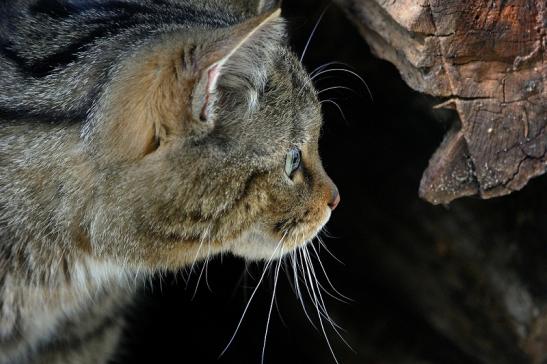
[0,0,255,124]
[0,0,250,56]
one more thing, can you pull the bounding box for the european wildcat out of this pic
[0,0,340,363]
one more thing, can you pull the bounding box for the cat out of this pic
[0,0,340,363]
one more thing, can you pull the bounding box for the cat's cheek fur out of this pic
[286,206,332,249]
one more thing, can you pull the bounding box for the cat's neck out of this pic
[0,121,135,288]
[0,122,136,339]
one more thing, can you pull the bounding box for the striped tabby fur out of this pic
[0,0,339,363]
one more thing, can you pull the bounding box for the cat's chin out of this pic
[228,227,287,261]
[228,209,332,261]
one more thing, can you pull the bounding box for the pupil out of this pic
[293,151,299,169]
[286,148,301,178]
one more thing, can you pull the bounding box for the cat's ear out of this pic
[191,8,284,123]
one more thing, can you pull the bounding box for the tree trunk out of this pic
[334,0,546,205]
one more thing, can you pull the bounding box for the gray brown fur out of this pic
[0,1,339,363]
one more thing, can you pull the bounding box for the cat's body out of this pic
[0,1,338,363]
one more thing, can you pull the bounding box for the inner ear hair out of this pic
[192,8,284,123]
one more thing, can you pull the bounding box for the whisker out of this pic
[185,238,205,286]
[303,248,354,352]
[310,61,354,78]
[320,226,338,239]
[300,6,330,62]
[261,249,283,364]
[204,242,212,291]
[298,247,322,318]
[311,68,374,102]
[191,240,214,299]
[283,259,296,294]
[317,238,345,265]
[245,261,257,280]
[218,234,286,358]
[292,249,318,330]
[309,243,352,303]
[300,247,340,364]
[315,279,350,305]
[274,282,288,329]
[320,99,346,121]
[231,264,250,301]
[186,224,212,286]
[317,85,357,96]
[301,249,337,324]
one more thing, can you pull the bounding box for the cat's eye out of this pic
[285,147,301,178]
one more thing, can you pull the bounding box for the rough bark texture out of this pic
[335,0,547,204]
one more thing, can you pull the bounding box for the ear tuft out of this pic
[199,64,222,122]
[192,8,284,123]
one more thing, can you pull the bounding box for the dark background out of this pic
[118,1,547,363]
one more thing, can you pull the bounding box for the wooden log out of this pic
[334,0,546,204]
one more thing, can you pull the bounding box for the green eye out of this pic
[285,147,301,178]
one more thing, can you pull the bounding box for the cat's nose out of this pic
[328,188,340,211]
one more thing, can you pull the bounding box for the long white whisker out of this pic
[186,224,212,286]
[274,278,288,328]
[300,6,330,62]
[320,226,338,239]
[309,243,353,303]
[261,248,283,364]
[317,238,345,265]
[316,280,350,305]
[204,241,212,291]
[303,249,354,351]
[191,242,211,301]
[310,61,353,78]
[302,249,337,325]
[317,85,357,96]
[292,249,317,329]
[300,247,340,364]
[320,99,346,121]
[283,259,297,295]
[186,238,205,286]
[219,234,286,358]
[311,68,374,102]
[298,248,321,316]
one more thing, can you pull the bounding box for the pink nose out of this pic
[328,191,340,211]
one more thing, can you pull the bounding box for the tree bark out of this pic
[334,0,546,204]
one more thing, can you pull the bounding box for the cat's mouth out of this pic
[228,207,332,261]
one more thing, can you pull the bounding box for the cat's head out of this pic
[83,9,339,269]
